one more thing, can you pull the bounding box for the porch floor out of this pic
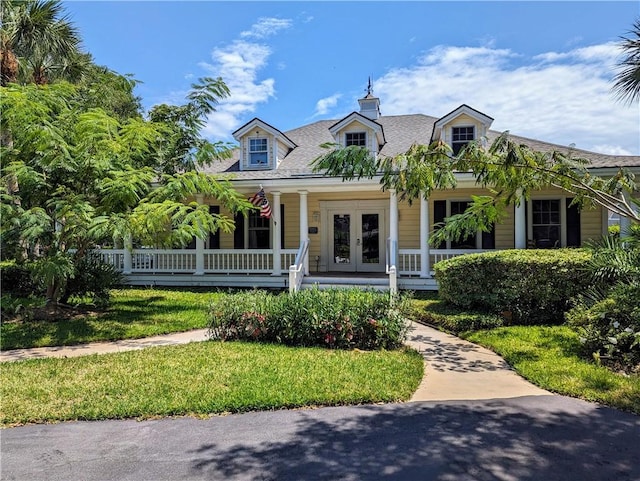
[121,272,437,291]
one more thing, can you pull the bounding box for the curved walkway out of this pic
[0,321,549,402]
[0,329,209,363]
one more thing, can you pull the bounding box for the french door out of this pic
[328,209,385,272]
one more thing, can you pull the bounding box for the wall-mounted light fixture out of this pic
[312,211,321,222]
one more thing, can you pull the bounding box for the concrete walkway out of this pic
[1,321,549,402]
[405,321,550,401]
[0,329,209,362]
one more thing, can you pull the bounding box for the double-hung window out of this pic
[433,199,495,249]
[452,126,475,155]
[529,198,581,248]
[345,132,366,147]
[531,199,561,247]
[248,211,270,249]
[249,138,268,166]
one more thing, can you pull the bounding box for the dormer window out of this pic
[345,132,366,147]
[452,126,475,155]
[249,138,269,166]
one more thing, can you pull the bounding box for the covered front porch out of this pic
[94,246,486,291]
[97,179,525,291]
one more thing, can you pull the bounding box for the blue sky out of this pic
[64,1,639,155]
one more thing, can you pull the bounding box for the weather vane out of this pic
[366,76,373,95]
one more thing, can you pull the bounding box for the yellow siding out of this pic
[281,193,299,249]
[195,185,605,254]
[531,187,605,244]
[239,127,273,169]
[581,205,604,242]
[442,114,485,144]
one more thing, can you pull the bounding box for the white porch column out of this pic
[298,190,309,275]
[271,191,281,276]
[389,188,399,254]
[194,194,205,275]
[514,189,527,249]
[620,192,637,240]
[420,194,431,278]
[123,233,132,274]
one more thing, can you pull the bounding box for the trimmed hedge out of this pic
[434,249,592,324]
[411,298,504,335]
[209,288,410,350]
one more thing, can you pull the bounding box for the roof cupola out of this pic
[358,77,381,120]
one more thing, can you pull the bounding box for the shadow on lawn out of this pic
[189,396,640,481]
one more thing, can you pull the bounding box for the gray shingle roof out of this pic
[201,113,640,179]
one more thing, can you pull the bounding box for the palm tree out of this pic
[0,0,85,86]
[612,18,640,104]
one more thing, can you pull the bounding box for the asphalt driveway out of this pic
[2,395,639,481]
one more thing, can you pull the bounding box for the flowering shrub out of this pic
[209,288,410,350]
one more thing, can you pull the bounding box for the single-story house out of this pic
[99,90,640,291]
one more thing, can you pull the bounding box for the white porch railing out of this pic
[289,239,309,294]
[95,249,126,269]
[132,250,197,272]
[93,247,491,279]
[385,238,398,295]
[397,248,491,276]
[93,248,297,274]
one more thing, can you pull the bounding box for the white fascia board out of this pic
[434,105,494,128]
[228,171,485,194]
[432,105,494,141]
[232,118,296,149]
[329,113,385,144]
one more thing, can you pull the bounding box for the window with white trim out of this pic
[248,210,270,249]
[249,138,268,166]
[345,132,366,147]
[531,199,561,248]
[433,199,495,250]
[451,126,474,155]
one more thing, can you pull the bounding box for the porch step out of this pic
[301,276,390,291]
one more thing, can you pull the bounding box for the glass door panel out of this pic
[328,209,385,273]
[356,212,384,272]
[360,213,379,264]
[333,214,352,265]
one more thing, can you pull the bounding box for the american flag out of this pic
[249,188,272,218]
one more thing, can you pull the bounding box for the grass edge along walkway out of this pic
[461,325,640,415]
[0,340,424,427]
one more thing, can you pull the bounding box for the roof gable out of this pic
[328,112,386,147]
[232,118,297,149]
[432,104,494,142]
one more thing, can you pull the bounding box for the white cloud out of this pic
[591,145,633,156]
[373,44,638,155]
[534,42,618,65]
[313,93,342,117]
[240,17,292,39]
[188,16,294,140]
[198,40,277,139]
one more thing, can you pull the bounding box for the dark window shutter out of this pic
[566,199,581,247]
[209,206,220,249]
[234,213,245,249]
[280,204,285,249]
[433,200,447,249]
[482,226,495,249]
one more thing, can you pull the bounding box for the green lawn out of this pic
[0,341,424,426]
[1,288,216,350]
[463,326,640,414]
